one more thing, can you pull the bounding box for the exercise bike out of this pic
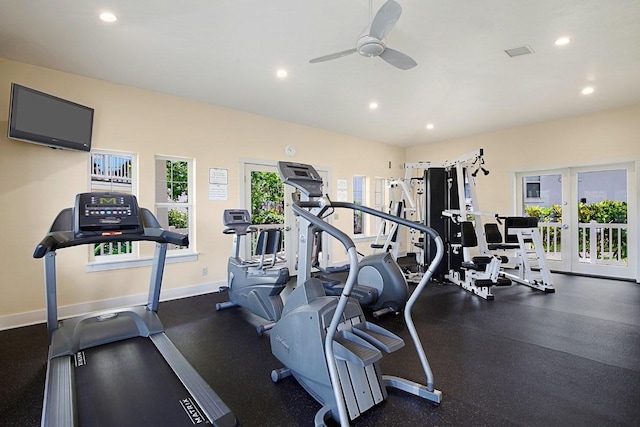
[216,209,289,333]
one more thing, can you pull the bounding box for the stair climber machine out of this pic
[34,192,236,427]
[270,161,443,427]
[216,209,290,334]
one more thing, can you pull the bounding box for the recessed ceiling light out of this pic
[555,37,571,46]
[369,102,378,110]
[581,86,595,95]
[426,123,434,130]
[276,69,288,79]
[99,12,117,22]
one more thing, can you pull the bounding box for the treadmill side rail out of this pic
[151,333,237,427]
[41,357,74,427]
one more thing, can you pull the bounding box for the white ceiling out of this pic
[1,1,640,147]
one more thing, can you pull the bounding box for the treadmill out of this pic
[34,192,237,427]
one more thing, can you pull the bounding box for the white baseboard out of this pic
[0,280,226,331]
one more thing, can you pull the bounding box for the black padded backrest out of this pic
[484,223,503,244]
[460,221,478,248]
[254,228,282,269]
[255,229,282,255]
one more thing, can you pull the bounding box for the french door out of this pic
[515,162,636,280]
[240,160,330,277]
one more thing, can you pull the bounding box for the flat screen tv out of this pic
[8,83,94,152]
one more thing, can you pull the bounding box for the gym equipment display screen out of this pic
[75,192,142,235]
[8,83,94,152]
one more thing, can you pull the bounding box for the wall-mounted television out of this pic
[8,83,94,152]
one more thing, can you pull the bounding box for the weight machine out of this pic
[369,177,427,282]
[406,149,555,300]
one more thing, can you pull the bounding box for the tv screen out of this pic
[8,83,94,152]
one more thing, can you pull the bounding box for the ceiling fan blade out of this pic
[309,48,357,64]
[369,0,402,40]
[379,48,417,70]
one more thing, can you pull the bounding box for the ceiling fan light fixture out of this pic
[357,35,386,57]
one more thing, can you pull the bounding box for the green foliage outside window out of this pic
[525,200,627,223]
[166,160,189,202]
[251,172,284,224]
[168,209,189,229]
[163,160,189,230]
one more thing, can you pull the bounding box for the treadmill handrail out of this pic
[33,207,188,258]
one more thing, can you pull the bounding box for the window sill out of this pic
[86,251,198,272]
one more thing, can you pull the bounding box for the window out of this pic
[373,177,386,235]
[90,150,136,259]
[155,156,192,251]
[353,176,366,235]
[525,176,541,199]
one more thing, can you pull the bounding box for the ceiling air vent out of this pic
[504,45,535,57]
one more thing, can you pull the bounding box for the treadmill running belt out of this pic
[74,336,209,426]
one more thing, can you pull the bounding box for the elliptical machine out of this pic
[270,161,443,427]
[216,209,289,333]
[313,241,409,318]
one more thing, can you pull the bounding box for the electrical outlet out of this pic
[202,267,208,276]
[334,213,339,220]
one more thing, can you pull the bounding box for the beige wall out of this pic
[0,58,405,323]
[1,57,638,326]
[405,105,640,217]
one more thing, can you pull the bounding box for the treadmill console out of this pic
[277,161,324,197]
[75,192,143,236]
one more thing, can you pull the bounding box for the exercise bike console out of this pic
[223,209,254,237]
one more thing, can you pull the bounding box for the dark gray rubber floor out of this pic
[1,273,639,426]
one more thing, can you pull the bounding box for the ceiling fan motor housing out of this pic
[357,35,386,57]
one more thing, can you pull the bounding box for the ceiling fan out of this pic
[309,0,417,70]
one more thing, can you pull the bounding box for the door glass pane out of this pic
[577,169,627,266]
[250,171,285,257]
[522,173,562,261]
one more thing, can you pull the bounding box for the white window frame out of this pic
[88,149,138,263]
[155,155,196,255]
[353,175,367,236]
[373,177,387,236]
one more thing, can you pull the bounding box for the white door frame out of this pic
[514,161,636,281]
[239,158,331,276]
